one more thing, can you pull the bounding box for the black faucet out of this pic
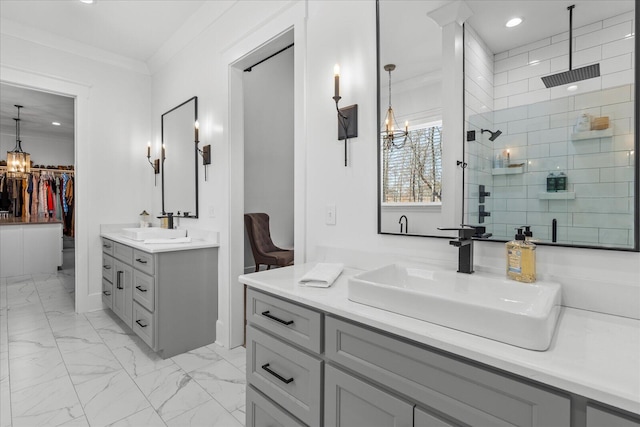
[399,215,408,234]
[438,225,477,274]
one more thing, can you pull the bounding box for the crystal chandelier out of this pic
[6,105,30,177]
[381,64,409,149]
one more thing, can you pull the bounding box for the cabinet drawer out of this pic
[132,302,155,349]
[325,316,570,427]
[113,242,133,263]
[101,238,114,256]
[133,270,155,311]
[133,249,154,276]
[247,288,322,353]
[102,254,114,283]
[414,407,457,427]
[247,325,322,427]
[102,278,113,309]
[246,385,306,427]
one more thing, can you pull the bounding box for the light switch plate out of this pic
[326,204,336,225]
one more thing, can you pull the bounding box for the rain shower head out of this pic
[481,129,502,141]
[541,5,600,88]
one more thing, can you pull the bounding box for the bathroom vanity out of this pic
[100,227,218,358]
[240,263,640,427]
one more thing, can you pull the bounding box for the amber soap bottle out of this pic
[506,228,536,283]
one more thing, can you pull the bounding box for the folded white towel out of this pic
[299,263,344,288]
[144,237,192,244]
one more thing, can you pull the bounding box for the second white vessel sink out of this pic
[121,227,187,241]
[348,263,561,351]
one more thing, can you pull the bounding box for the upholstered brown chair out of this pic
[244,213,294,272]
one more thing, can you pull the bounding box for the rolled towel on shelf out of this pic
[298,263,344,288]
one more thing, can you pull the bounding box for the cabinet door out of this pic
[587,405,640,427]
[324,364,413,427]
[112,260,133,327]
[414,407,459,427]
[246,385,306,427]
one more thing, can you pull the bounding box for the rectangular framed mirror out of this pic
[161,96,199,218]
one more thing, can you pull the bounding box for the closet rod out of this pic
[243,43,294,72]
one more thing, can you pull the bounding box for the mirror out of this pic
[463,1,637,250]
[377,0,450,237]
[161,96,199,218]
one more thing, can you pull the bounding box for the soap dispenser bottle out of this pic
[506,228,536,283]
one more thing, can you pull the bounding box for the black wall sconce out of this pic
[146,142,160,186]
[332,64,358,167]
[195,120,211,181]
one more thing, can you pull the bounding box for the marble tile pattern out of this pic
[0,270,245,427]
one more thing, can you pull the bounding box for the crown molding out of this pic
[1,18,150,75]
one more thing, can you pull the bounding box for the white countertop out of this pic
[239,262,640,415]
[101,230,219,253]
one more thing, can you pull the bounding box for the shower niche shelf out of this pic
[539,192,576,200]
[492,166,524,175]
[571,128,613,141]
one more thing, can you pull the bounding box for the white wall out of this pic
[0,132,74,167]
[243,47,295,272]
[1,32,152,312]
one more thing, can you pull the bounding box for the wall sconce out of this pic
[195,120,211,181]
[146,142,160,186]
[332,64,358,167]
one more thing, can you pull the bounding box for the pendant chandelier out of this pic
[6,105,30,177]
[381,64,409,149]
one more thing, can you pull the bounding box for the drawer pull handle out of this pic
[135,285,147,293]
[103,244,112,249]
[103,265,111,270]
[135,258,148,264]
[261,311,294,326]
[135,319,148,328]
[261,363,294,384]
[116,271,123,290]
[103,290,111,296]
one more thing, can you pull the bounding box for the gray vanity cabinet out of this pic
[587,405,640,427]
[112,259,133,327]
[101,237,218,359]
[325,364,414,427]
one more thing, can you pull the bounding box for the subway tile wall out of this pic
[465,10,635,248]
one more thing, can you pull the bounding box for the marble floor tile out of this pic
[8,332,58,360]
[47,311,90,333]
[54,319,104,348]
[75,369,151,427]
[10,375,85,427]
[6,281,39,306]
[165,398,244,427]
[60,343,123,385]
[0,375,12,427]
[208,342,247,369]
[134,363,212,422]
[5,275,32,286]
[41,294,76,315]
[189,358,246,412]
[9,347,68,392]
[231,404,246,425]
[95,323,140,350]
[85,309,123,330]
[171,345,223,373]
[108,406,166,427]
[111,336,176,378]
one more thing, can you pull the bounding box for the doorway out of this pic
[242,44,295,274]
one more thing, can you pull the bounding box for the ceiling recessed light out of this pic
[567,85,578,91]
[80,0,95,4]
[506,17,523,28]
[52,122,61,126]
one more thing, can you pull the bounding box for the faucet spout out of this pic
[438,225,476,274]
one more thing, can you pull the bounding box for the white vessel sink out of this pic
[348,263,561,351]
[121,227,187,241]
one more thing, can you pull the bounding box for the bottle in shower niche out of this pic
[546,172,556,192]
[506,228,536,283]
[494,152,503,169]
[556,172,567,191]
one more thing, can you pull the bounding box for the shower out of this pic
[481,129,502,141]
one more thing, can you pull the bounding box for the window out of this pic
[382,121,442,204]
